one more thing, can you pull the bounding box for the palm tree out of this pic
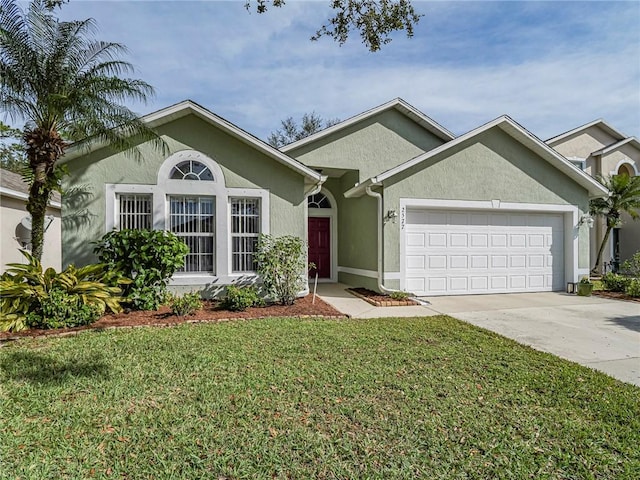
[590,173,640,273]
[0,0,164,260]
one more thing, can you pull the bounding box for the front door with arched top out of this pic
[308,192,333,279]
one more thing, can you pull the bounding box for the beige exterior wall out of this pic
[290,109,446,181]
[62,114,310,295]
[550,125,640,270]
[0,194,61,272]
[384,128,591,275]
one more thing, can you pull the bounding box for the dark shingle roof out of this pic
[0,168,61,203]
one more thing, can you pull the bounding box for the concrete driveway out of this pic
[316,284,640,386]
[426,292,640,386]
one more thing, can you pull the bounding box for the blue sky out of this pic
[47,1,640,140]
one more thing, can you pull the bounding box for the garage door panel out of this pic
[510,234,526,247]
[450,256,468,268]
[406,277,425,292]
[407,233,425,247]
[450,233,468,247]
[428,277,446,292]
[406,255,425,270]
[470,234,488,247]
[428,233,447,247]
[491,234,507,247]
[428,255,447,269]
[450,277,468,291]
[510,255,526,268]
[470,255,488,269]
[491,276,508,289]
[529,275,544,288]
[491,255,507,268]
[404,209,565,295]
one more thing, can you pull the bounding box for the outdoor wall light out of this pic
[386,209,398,224]
[578,214,594,228]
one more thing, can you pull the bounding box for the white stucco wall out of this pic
[0,194,61,272]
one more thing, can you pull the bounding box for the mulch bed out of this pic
[346,287,419,307]
[592,290,640,303]
[0,295,346,343]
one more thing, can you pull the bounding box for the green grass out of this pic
[1,316,638,479]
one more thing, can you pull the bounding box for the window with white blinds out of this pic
[231,198,260,272]
[118,194,152,230]
[169,196,215,273]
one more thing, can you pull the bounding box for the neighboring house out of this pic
[0,168,62,272]
[547,121,640,268]
[60,98,608,297]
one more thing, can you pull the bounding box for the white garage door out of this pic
[403,209,565,296]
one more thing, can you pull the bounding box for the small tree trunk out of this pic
[23,128,66,262]
[593,225,613,274]
[26,173,52,261]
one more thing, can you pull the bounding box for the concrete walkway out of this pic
[315,283,640,386]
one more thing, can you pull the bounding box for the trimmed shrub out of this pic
[625,278,640,298]
[601,272,631,292]
[256,235,307,306]
[222,285,263,311]
[27,289,103,329]
[94,229,189,311]
[170,292,203,316]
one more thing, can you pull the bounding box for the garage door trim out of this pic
[399,198,581,295]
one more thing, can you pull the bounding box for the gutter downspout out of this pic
[365,184,400,295]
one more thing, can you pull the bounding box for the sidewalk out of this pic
[314,283,438,318]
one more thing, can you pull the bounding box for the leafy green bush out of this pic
[256,235,307,306]
[0,250,124,332]
[621,251,640,277]
[222,285,263,311]
[601,272,631,292]
[27,289,103,329]
[94,229,189,311]
[625,278,640,298]
[170,292,203,316]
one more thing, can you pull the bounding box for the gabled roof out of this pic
[591,136,640,156]
[281,98,455,153]
[546,119,627,146]
[0,168,61,207]
[61,100,324,184]
[345,115,609,199]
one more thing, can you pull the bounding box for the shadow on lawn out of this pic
[0,351,109,385]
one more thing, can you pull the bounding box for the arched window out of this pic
[170,160,214,181]
[308,192,332,208]
[617,163,634,177]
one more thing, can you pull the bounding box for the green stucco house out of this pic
[60,98,609,297]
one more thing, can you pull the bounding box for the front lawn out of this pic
[1,317,638,479]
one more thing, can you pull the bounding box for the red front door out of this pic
[308,217,331,278]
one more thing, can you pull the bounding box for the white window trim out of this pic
[609,158,638,176]
[226,188,270,277]
[106,150,271,286]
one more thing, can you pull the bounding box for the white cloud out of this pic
[44,1,640,140]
